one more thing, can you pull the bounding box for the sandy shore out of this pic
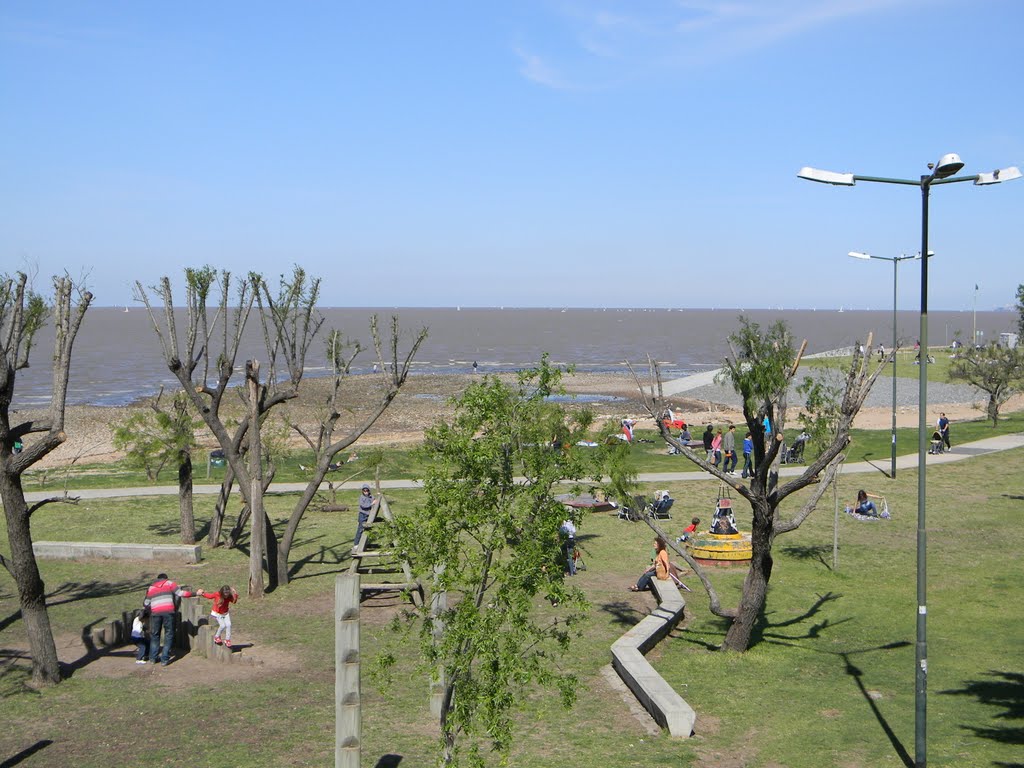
[19,371,1021,469]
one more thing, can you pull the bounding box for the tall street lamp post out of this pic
[847,250,922,479]
[799,155,1021,768]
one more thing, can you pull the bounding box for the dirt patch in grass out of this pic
[4,632,303,693]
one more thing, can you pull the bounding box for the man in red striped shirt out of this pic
[143,573,193,666]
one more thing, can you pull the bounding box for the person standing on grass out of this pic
[702,424,714,461]
[196,585,239,648]
[144,573,193,666]
[937,412,951,450]
[711,429,723,468]
[354,484,375,551]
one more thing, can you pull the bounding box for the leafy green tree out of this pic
[1,273,92,685]
[638,318,883,651]
[385,359,597,766]
[949,342,1024,426]
[1016,283,1024,339]
[112,390,201,543]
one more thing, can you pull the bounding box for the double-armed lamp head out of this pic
[798,155,1020,187]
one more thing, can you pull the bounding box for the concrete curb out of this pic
[611,578,696,737]
[33,541,202,563]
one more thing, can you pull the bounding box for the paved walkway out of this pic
[21,434,1024,502]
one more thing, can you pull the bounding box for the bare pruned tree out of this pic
[135,266,311,596]
[277,315,427,585]
[135,266,425,593]
[0,273,92,685]
[632,318,884,651]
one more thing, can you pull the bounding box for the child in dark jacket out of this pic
[196,585,239,647]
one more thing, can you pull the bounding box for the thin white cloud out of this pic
[515,0,928,88]
[513,45,579,91]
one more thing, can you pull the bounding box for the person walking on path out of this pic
[937,413,951,450]
[741,432,754,478]
[722,425,737,474]
[354,484,375,551]
[144,573,193,666]
[195,585,239,647]
[711,429,723,468]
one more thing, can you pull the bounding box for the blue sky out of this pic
[2,1,1022,310]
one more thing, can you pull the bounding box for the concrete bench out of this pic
[611,578,696,737]
[33,541,202,563]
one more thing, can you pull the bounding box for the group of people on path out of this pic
[131,573,239,666]
[700,424,754,476]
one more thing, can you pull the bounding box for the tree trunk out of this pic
[277,461,330,585]
[1,475,61,685]
[246,361,266,597]
[178,451,195,545]
[722,500,775,651]
[207,467,233,547]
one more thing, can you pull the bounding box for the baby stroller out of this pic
[781,433,809,464]
[650,490,674,520]
[928,431,944,455]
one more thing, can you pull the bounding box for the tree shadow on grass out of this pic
[941,670,1024,764]
[373,754,402,767]
[145,519,195,538]
[598,600,646,629]
[778,543,835,571]
[0,578,151,634]
[751,591,846,646]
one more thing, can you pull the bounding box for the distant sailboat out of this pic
[124,306,129,313]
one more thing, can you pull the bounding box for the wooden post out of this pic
[336,574,360,768]
[429,565,447,718]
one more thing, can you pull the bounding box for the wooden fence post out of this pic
[336,574,360,768]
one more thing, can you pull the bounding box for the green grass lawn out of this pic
[3,439,1023,766]
[803,348,960,382]
[622,410,1024,475]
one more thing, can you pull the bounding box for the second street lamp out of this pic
[847,250,922,479]
[800,154,1021,768]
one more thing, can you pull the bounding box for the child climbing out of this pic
[196,585,239,648]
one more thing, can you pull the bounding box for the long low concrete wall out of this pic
[33,541,202,563]
[611,578,696,737]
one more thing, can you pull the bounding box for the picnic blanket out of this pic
[844,506,891,522]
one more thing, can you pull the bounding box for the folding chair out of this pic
[651,496,674,520]
[618,495,646,522]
